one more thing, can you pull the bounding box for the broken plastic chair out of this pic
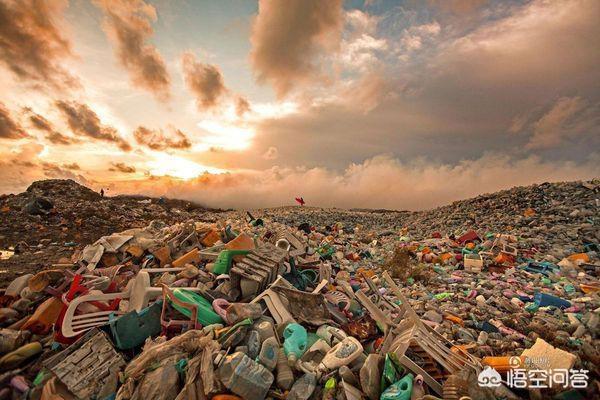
[160,285,200,332]
[251,276,296,324]
[463,254,483,272]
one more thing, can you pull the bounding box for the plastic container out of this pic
[287,372,316,400]
[20,296,63,335]
[318,336,363,372]
[246,329,261,360]
[482,356,525,373]
[534,292,571,309]
[171,289,223,326]
[258,336,278,370]
[218,352,274,400]
[380,373,414,400]
[211,250,250,274]
[254,319,276,342]
[283,323,308,365]
[276,347,294,390]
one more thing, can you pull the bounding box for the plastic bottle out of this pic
[276,347,294,390]
[318,336,363,373]
[287,372,316,400]
[254,319,276,342]
[322,377,336,400]
[380,373,414,400]
[283,323,308,365]
[246,330,261,360]
[217,352,274,400]
[258,336,278,370]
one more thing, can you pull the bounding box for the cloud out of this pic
[236,96,251,117]
[181,52,228,111]
[55,100,131,151]
[0,0,77,90]
[525,97,599,149]
[427,0,487,15]
[262,146,279,160]
[0,143,90,194]
[0,102,27,139]
[133,125,191,150]
[62,162,80,170]
[103,153,600,210]
[109,162,136,173]
[95,0,171,101]
[23,107,77,145]
[250,0,344,97]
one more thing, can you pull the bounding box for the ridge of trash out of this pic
[0,178,597,400]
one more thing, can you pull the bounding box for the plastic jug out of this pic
[276,347,294,390]
[287,372,317,400]
[258,336,278,370]
[318,336,363,372]
[254,319,276,342]
[218,352,274,400]
[283,323,308,365]
[380,373,414,400]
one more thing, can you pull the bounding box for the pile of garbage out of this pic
[0,179,220,285]
[0,179,598,399]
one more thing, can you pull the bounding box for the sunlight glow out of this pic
[147,153,225,180]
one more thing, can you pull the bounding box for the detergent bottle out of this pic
[381,373,414,400]
[318,336,363,373]
[283,323,308,365]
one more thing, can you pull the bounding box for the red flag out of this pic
[295,197,305,206]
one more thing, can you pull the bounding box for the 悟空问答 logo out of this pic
[478,366,502,387]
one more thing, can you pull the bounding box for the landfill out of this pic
[0,178,598,400]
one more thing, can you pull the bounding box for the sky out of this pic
[0,0,598,210]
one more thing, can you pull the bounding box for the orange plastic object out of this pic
[421,247,431,254]
[443,314,464,326]
[21,297,63,335]
[523,208,536,217]
[440,253,453,263]
[201,229,221,247]
[172,248,201,268]
[567,253,590,263]
[465,243,475,250]
[211,395,242,400]
[225,233,255,251]
[482,356,525,373]
[580,284,600,294]
[494,253,515,264]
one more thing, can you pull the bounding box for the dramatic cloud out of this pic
[105,153,600,210]
[181,52,227,111]
[109,162,136,173]
[250,0,344,97]
[55,100,131,151]
[0,143,89,195]
[23,107,77,145]
[525,97,599,150]
[95,0,171,101]
[0,102,27,139]
[133,126,191,151]
[0,0,77,90]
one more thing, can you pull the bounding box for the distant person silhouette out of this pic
[100,188,104,197]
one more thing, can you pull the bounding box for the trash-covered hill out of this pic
[0,179,224,283]
[0,178,598,399]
